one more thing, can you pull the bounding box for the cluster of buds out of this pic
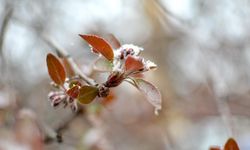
[48,91,77,112]
[103,44,157,88]
[48,81,81,112]
[46,34,161,114]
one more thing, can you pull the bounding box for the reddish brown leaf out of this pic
[67,85,80,99]
[224,138,239,150]
[79,34,114,61]
[77,86,98,104]
[46,53,66,85]
[125,55,144,73]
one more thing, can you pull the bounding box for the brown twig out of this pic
[43,108,85,144]
[43,36,97,86]
[42,36,97,144]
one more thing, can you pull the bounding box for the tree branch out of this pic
[42,36,96,144]
[43,108,85,144]
[43,36,97,86]
[0,7,13,57]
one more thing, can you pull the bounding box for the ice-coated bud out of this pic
[115,44,144,59]
[70,102,78,112]
[104,71,125,87]
[144,60,157,71]
[98,84,110,97]
[48,91,56,100]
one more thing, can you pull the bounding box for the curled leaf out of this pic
[130,78,162,115]
[94,57,113,72]
[46,53,66,85]
[77,86,98,104]
[79,34,114,61]
[224,138,239,150]
[125,55,144,73]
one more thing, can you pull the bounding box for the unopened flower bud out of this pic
[105,71,125,87]
[98,84,110,97]
[70,103,78,112]
[145,60,157,71]
[115,44,144,59]
[48,92,56,101]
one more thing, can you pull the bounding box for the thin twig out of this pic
[205,80,234,136]
[154,0,186,25]
[42,36,96,144]
[43,36,96,86]
[43,108,85,144]
[0,7,13,57]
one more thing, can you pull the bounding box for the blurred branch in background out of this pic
[0,6,12,57]
[42,36,96,86]
[205,79,234,136]
[41,36,97,144]
[43,108,85,144]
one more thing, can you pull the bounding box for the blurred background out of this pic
[0,0,250,149]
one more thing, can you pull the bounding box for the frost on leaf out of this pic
[77,86,98,104]
[132,78,162,115]
[79,34,114,61]
[145,60,157,71]
[125,55,144,73]
[46,53,66,85]
[46,34,161,115]
[224,138,239,150]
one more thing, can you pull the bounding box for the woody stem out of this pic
[43,36,97,86]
